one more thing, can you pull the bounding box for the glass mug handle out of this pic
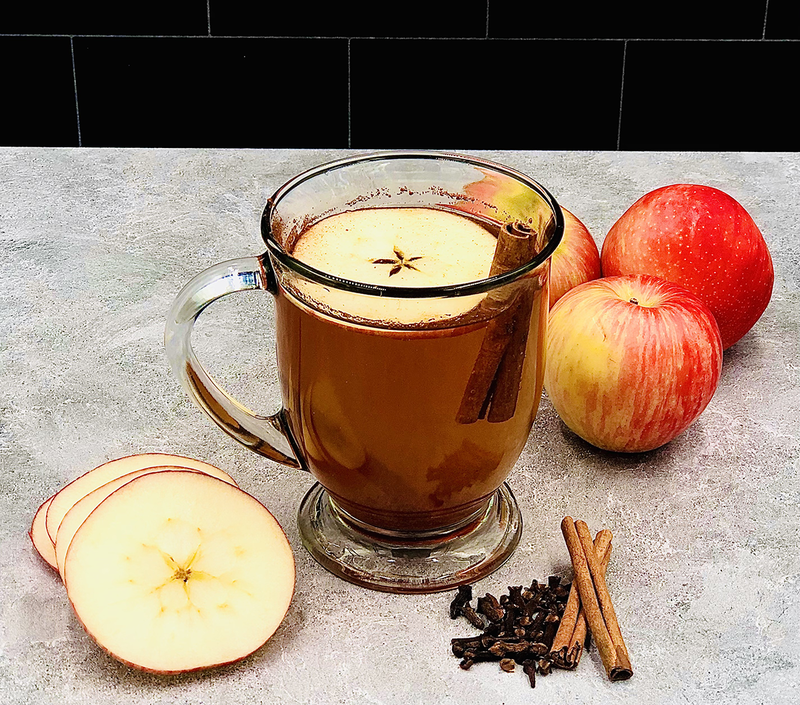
[164,254,302,469]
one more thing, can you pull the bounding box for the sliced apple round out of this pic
[54,466,237,577]
[63,470,295,673]
[45,453,238,544]
[30,495,59,571]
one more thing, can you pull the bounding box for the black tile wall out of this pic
[350,39,624,150]
[620,40,800,151]
[1,2,798,149]
[489,0,768,39]
[765,0,800,39]
[73,37,348,147]
[1,37,79,146]
[210,1,487,38]
[1,1,208,35]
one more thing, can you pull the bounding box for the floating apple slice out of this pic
[45,453,238,544]
[54,466,237,576]
[30,495,59,570]
[291,207,499,324]
[63,470,295,673]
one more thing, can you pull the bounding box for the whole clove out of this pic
[527,642,550,657]
[449,584,485,629]
[461,606,485,630]
[459,648,497,670]
[448,577,574,688]
[502,602,517,635]
[527,609,547,636]
[522,659,536,688]
[476,593,505,623]
[449,585,472,620]
[542,613,561,645]
[450,636,483,657]
[482,621,503,637]
[488,640,530,657]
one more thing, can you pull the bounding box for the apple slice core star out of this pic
[63,470,295,673]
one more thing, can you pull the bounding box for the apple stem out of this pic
[629,298,639,306]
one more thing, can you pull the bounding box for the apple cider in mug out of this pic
[275,207,548,533]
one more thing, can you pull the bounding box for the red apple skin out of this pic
[549,208,602,308]
[600,184,773,350]
[545,275,723,453]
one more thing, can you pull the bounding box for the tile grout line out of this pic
[2,34,799,41]
[762,0,769,40]
[69,36,82,147]
[485,0,490,39]
[616,39,627,150]
[207,0,212,37]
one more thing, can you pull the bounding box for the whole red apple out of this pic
[600,184,773,349]
[545,274,723,453]
[549,207,602,308]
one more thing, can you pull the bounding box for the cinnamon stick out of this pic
[568,530,613,668]
[560,517,633,681]
[456,301,518,423]
[486,283,535,422]
[575,521,632,675]
[550,529,612,668]
[457,222,536,424]
[548,596,581,668]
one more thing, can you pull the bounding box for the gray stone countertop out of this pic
[1,148,798,705]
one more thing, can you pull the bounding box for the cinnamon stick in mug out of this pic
[457,222,536,424]
[486,280,536,423]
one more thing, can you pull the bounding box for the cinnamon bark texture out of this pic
[575,521,632,675]
[457,222,537,424]
[549,529,612,668]
[560,517,633,681]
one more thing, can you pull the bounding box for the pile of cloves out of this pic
[448,577,575,688]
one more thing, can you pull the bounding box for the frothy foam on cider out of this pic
[289,207,499,325]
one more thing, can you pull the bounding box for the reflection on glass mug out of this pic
[165,152,564,593]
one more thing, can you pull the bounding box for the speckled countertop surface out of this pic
[1,149,798,704]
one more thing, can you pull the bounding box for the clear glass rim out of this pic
[261,151,565,299]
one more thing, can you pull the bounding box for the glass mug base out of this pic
[297,482,523,593]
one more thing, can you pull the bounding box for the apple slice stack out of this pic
[29,454,295,673]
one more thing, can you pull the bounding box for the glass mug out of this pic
[165,152,564,593]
